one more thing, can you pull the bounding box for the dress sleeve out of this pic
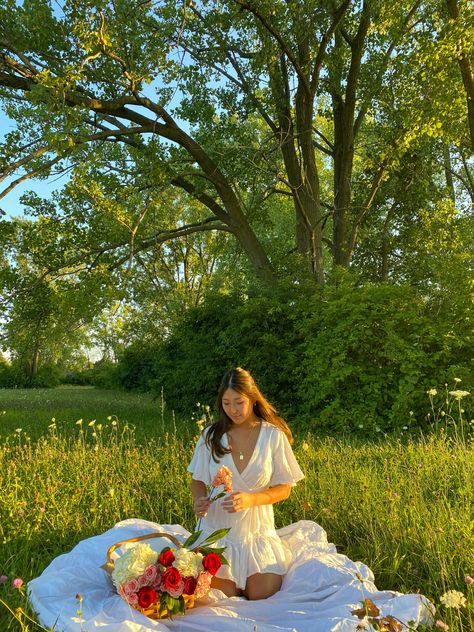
[270,429,305,486]
[187,430,212,485]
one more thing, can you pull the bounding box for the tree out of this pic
[1,0,472,290]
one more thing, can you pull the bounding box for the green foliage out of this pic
[110,278,473,434]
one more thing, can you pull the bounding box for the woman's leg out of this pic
[243,572,282,600]
[210,576,241,597]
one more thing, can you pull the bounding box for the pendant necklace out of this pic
[230,422,259,461]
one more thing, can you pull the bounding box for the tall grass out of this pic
[0,388,472,630]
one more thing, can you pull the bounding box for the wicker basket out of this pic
[103,531,195,620]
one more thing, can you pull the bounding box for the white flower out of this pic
[112,543,158,587]
[448,390,470,400]
[454,378,461,383]
[427,389,438,396]
[172,548,203,577]
[440,590,467,609]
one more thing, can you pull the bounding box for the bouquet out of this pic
[109,527,230,619]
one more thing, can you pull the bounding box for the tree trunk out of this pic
[445,0,474,152]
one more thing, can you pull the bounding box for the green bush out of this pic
[112,280,473,433]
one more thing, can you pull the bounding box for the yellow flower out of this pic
[302,441,310,452]
[427,388,438,396]
[76,419,83,425]
[88,420,96,426]
[448,390,470,400]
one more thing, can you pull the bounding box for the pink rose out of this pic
[143,565,158,584]
[167,579,185,599]
[123,578,140,595]
[127,592,139,605]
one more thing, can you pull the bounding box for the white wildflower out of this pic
[427,389,438,396]
[440,590,467,609]
[448,390,470,400]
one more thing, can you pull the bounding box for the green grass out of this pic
[0,387,473,631]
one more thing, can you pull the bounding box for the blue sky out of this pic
[0,108,71,219]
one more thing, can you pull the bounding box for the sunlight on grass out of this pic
[0,388,472,630]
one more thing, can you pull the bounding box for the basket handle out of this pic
[102,531,182,574]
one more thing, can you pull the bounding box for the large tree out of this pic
[0,0,472,288]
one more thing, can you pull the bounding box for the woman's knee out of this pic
[245,573,282,600]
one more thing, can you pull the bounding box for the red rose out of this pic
[137,586,158,609]
[202,552,221,576]
[159,548,175,567]
[161,567,182,591]
[183,576,197,595]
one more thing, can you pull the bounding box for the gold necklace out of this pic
[229,422,260,461]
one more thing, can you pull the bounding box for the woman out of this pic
[188,367,304,600]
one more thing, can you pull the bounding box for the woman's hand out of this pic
[193,495,210,518]
[222,491,254,513]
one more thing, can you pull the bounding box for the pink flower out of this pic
[127,592,139,605]
[123,578,140,595]
[0,575,7,584]
[194,571,212,599]
[212,466,233,492]
[12,578,24,589]
[435,621,449,631]
[143,565,159,584]
[465,575,474,585]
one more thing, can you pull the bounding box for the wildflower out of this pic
[111,420,117,427]
[464,575,474,585]
[435,621,449,631]
[76,419,83,425]
[358,424,364,429]
[12,578,24,589]
[302,441,310,452]
[97,424,103,431]
[454,378,461,383]
[88,420,96,426]
[402,426,408,430]
[427,388,438,396]
[107,416,112,420]
[15,428,22,433]
[448,390,470,400]
[205,405,210,412]
[0,575,7,584]
[440,590,467,609]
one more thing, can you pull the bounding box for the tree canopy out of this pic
[0,0,473,383]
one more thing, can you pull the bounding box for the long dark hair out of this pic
[205,367,294,462]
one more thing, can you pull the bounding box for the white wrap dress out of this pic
[187,421,305,589]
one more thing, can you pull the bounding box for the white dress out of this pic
[187,421,305,589]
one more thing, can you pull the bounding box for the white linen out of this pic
[187,422,305,588]
[28,518,434,632]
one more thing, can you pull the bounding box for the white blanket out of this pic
[28,519,434,632]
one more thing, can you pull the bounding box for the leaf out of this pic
[378,616,403,632]
[183,530,203,549]
[351,598,380,619]
[200,527,231,546]
[210,491,226,501]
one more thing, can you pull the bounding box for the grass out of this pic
[0,387,473,630]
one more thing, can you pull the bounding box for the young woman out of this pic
[188,367,304,600]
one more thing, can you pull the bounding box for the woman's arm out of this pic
[191,478,210,517]
[222,484,292,513]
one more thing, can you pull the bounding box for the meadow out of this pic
[0,387,472,631]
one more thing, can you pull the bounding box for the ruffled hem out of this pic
[200,530,292,589]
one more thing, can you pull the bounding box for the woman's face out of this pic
[221,388,254,426]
